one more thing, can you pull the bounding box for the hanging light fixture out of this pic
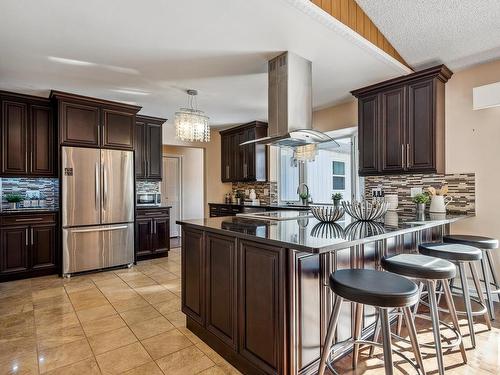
[293,144,318,162]
[175,89,210,142]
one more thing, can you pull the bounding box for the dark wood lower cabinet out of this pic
[181,227,285,375]
[135,207,170,260]
[238,240,286,374]
[0,213,58,282]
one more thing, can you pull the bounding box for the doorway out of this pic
[162,156,182,237]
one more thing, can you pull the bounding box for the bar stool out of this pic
[318,269,426,375]
[418,242,492,348]
[376,254,467,375]
[443,234,499,321]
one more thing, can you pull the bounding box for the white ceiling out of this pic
[0,0,409,126]
[357,0,500,71]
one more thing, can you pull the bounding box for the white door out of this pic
[162,156,181,237]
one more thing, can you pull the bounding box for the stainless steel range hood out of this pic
[242,51,338,148]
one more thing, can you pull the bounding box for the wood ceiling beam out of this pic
[311,0,411,69]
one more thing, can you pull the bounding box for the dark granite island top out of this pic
[178,212,472,375]
[178,212,471,253]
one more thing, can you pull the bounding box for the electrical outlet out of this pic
[410,187,423,197]
[245,189,249,196]
[263,189,269,196]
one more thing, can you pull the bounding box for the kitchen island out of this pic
[178,212,471,375]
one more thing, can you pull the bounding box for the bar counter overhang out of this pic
[177,212,472,375]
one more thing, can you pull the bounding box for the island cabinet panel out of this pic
[238,240,286,375]
[205,233,237,348]
[351,64,452,176]
[181,227,205,325]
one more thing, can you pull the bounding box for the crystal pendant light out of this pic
[293,144,317,162]
[175,89,210,142]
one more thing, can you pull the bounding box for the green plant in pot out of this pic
[413,193,430,212]
[332,193,343,207]
[5,193,23,209]
[299,192,310,206]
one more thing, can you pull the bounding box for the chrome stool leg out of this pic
[380,308,394,375]
[442,281,467,363]
[427,280,445,375]
[458,262,476,348]
[403,307,426,375]
[481,250,496,320]
[352,303,364,369]
[368,309,381,358]
[319,297,343,375]
[486,250,499,291]
[469,262,492,330]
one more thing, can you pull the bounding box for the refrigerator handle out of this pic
[72,226,128,233]
[95,163,99,210]
[103,163,108,209]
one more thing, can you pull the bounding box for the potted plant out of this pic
[413,193,430,212]
[299,192,310,206]
[332,193,343,207]
[5,193,23,209]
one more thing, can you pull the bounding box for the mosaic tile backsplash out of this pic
[232,181,278,205]
[0,178,59,210]
[364,173,475,213]
[136,180,160,193]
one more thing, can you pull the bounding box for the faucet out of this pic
[297,183,310,205]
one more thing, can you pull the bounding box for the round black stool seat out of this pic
[419,242,482,262]
[329,269,419,308]
[443,234,498,250]
[382,254,456,280]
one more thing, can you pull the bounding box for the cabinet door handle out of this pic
[31,228,34,246]
[154,221,157,234]
[15,218,43,222]
[406,144,410,168]
[150,219,154,234]
[226,165,229,179]
[25,229,28,246]
[401,144,405,169]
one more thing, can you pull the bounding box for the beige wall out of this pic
[162,124,232,217]
[310,59,500,268]
[445,59,500,266]
[312,100,358,132]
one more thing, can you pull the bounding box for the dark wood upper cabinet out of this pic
[59,101,100,146]
[220,121,267,182]
[357,94,379,175]
[30,105,55,176]
[102,108,135,150]
[135,115,166,180]
[1,100,28,175]
[50,91,141,150]
[1,92,56,177]
[352,65,452,176]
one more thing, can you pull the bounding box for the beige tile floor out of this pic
[0,247,241,375]
[0,245,498,374]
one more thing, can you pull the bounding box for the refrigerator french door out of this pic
[62,147,134,275]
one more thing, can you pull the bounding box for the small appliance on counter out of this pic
[136,192,162,207]
[384,194,398,210]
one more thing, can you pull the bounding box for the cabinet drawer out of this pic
[136,208,169,218]
[1,213,57,226]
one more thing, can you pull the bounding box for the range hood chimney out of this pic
[242,51,337,148]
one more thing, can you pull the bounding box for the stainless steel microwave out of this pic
[136,192,161,207]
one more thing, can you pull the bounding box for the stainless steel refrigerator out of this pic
[62,147,134,276]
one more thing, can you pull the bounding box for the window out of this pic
[277,133,360,204]
[332,161,345,190]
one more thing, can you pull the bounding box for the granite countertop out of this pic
[0,207,59,215]
[209,202,311,210]
[178,212,473,254]
[136,205,172,210]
